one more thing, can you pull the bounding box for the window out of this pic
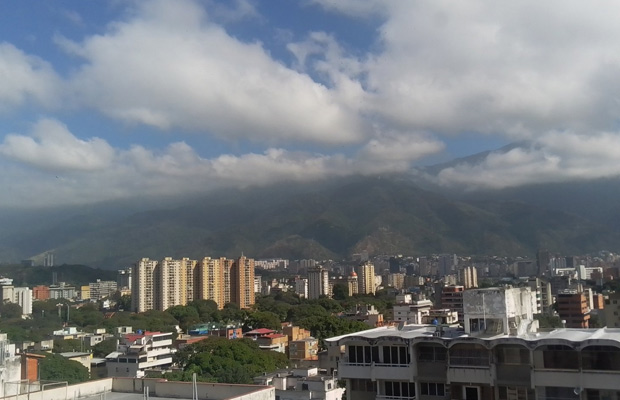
[498,386,534,400]
[418,345,447,362]
[450,345,489,367]
[348,345,374,365]
[582,346,620,371]
[384,381,415,398]
[381,345,410,365]
[541,345,579,369]
[497,346,529,365]
[350,379,376,392]
[421,382,446,396]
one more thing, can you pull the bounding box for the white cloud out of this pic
[0,118,437,207]
[0,119,115,172]
[0,43,60,110]
[436,132,620,189]
[61,0,368,145]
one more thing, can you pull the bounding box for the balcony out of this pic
[447,366,492,385]
[372,363,412,381]
[376,396,415,400]
[338,358,372,380]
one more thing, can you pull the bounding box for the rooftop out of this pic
[325,323,620,345]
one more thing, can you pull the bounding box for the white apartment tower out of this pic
[308,266,329,300]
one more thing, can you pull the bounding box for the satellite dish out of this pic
[573,388,581,395]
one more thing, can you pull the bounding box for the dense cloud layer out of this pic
[1,0,620,205]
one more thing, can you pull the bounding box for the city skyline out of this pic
[3,1,620,208]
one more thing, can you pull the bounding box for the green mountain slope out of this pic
[30,176,619,268]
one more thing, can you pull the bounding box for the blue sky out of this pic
[1,0,620,207]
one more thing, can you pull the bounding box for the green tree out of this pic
[332,283,349,300]
[92,338,118,358]
[0,302,23,319]
[39,353,89,384]
[245,311,282,331]
[173,337,288,384]
[166,305,200,332]
[188,299,221,321]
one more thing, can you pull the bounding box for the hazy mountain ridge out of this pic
[1,174,617,269]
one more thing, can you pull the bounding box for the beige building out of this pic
[133,256,255,312]
[347,271,358,296]
[132,258,158,313]
[356,262,376,295]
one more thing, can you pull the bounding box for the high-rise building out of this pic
[295,277,308,299]
[347,271,359,296]
[132,258,158,313]
[459,266,478,289]
[117,268,132,290]
[438,254,457,277]
[232,256,255,309]
[357,262,376,295]
[537,249,551,275]
[557,290,590,328]
[441,285,464,324]
[133,255,255,312]
[89,280,118,300]
[198,257,226,308]
[14,287,32,316]
[308,266,329,300]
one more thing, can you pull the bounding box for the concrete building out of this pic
[32,285,50,300]
[393,298,433,324]
[308,266,329,300]
[605,292,620,328]
[295,277,308,299]
[2,377,275,400]
[347,271,358,296]
[13,287,32,316]
[438,254,457,276]
[557,290,591,328]
[386,273,405,290]
[459,266,478,289]
[49,283,76,299]
[133,255,255,312]
[440,285,464,324]
[89,279,118,300]
[254,367,343,400]
[132,258,158,313]
[326,288,620,400]
[117,268,132,290]
[528,277,553,314]
[356,262,376,295]
[106,331,174,378]
[462,287,536,336]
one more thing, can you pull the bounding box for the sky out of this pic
[2,0,620,208]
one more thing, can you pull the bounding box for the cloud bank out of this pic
[2,0,620,205]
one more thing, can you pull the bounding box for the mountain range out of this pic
[1,146,619,269]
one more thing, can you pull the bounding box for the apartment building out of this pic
[557,290,590,328]
[106,331,174,378]
[89,279,118,300]
[308,266,329,300]
[132,255,255,312]
[326,288,620,400]
[357,262,376,295]
[440,285,464,324]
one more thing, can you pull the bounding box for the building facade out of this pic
[132,256,255,312]
[356,262,376,295]
[308,266,329,300]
